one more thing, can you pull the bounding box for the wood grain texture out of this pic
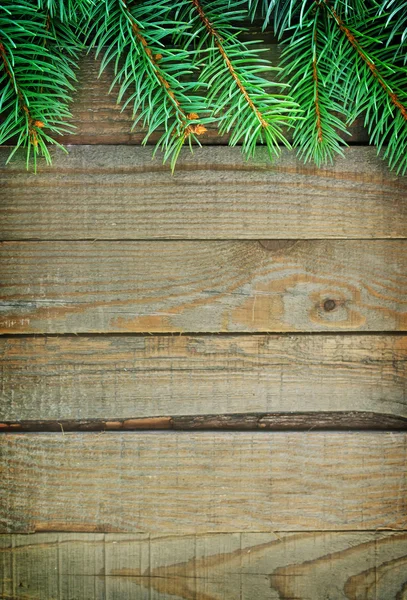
[0,335,406,421]
[2,147,406,240]
[1,531,407,599]
[48,48,369,145]
[0,240,405,333]
[1,432,406,533]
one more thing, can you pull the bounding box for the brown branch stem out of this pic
[191,0,268,128]
[121,1,206,139]
[312,25,323,142]
[325,1,407,121]
[0,40,44,147]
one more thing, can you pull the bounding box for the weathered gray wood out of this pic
[51,48,369,145]
[1,531,406,599]
[0,240,405,333]
[1,147,406,240]
[1,432,406,533]
[0,335,406,421]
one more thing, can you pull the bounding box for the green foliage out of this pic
[88,0,214,170]
[174,0,298,159]
[0,0,84,169]
[279,4,350,166]
[0,0,406,175]
[327,4,407,174]
[379,0,407,58]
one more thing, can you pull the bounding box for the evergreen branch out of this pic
[323,0,407,174]
[177,0,298,159]
[279,3,349,165]
[327,2,407,120]
[0,32,43,151]
[312,31,323,145]
[192,0,268,125]
[89,0,209,170]
[0,1,81,170]
[1,0,407,175]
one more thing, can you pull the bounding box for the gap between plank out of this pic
[2,237,407,243]
[1,411,407,433]
[1,331,407,338]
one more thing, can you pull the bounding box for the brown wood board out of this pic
[1,432,406,533]
[1,147,406,240]
[1,531,407,599]
[0,334,406,422]
[0,240,405,334]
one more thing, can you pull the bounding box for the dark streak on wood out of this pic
[1,412,406,432]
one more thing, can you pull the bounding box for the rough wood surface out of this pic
[0,240,405,333]
[51,49,369,145]
[1,147,406,240]
[1,531,407,599]
[1,335,406,421]
[1,432,406,533]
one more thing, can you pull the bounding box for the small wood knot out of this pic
[323,299,336,312]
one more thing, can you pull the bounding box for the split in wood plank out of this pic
[0,240,405,333]
[1,412,407,432]
[1,531,406,600]
[1,147,406,240]
[0,334,406,422]
[1,432,406,533]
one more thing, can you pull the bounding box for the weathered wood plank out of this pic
[1,432,406,533]
[1,531,406,599]
[53,49,368,145]
[1,147,406,240]
[0,241,405,333]
[0,335,406,422]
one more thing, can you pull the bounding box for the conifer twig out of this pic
[179,0,298,158]
[325,1,407,121]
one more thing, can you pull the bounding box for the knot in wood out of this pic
[323,299,336,312]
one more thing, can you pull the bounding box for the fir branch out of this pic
[327,1,407,119]
[279,3,349,165]
[0,32,43,151]
[191,0,269,125]
[322,0,407,174]
[177,0,298,159]
[1,0,407,175]
[312,33,323,145]
[0,1,82,170]
[89,0,209,170]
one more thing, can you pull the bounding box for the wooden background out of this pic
[0,46,407,600]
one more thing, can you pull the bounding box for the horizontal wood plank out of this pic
[1,432,406,533]
[1,531,406,599]
[0,240,405,333]
[1,147,406,240]
[1,335,406,422]
[55,49,369,146]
